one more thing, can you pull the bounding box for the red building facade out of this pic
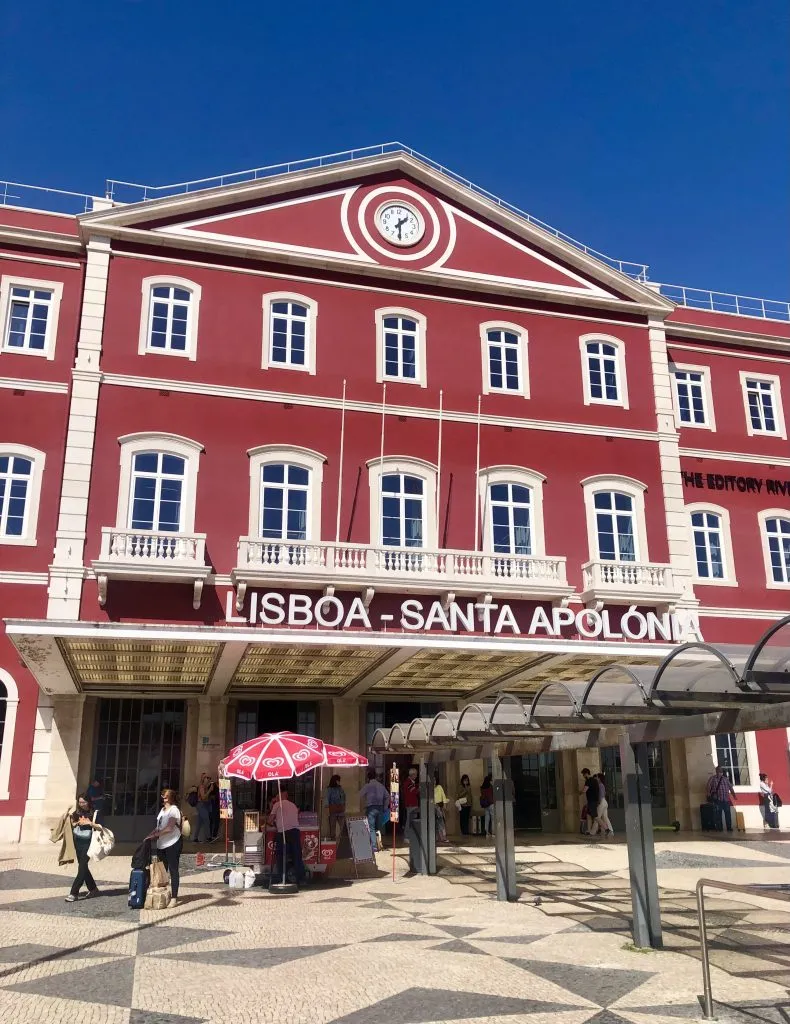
[0,147,788,841]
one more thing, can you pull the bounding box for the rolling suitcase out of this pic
[700,802,719,832]
[128,867,148,908]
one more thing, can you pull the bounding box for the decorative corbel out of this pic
[476,592,493,622]
[552,596,571,609]
[441,592,456,611]
[361,587,375,609]
[323,585,335,598]
[97,574,108,607]
[235,580,247,613]
[193,578,204,610]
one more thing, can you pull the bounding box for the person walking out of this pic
[434,772,448,844]
[706,765,736,833]
[759,773,780,830]
[480,775,494,838]
[208,777,220,842]
[325,774,346,840]
[85,779,108,825]
[359,770,390,856]
[269,789,306,884]
[579,768,592,834]
[589,773,614,836]
[583,769,601,836]
[149,788,184,907]
[456,775,473,836]
[65,794,102,903]
[194,774,213,843]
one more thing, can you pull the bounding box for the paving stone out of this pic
[136,925,234,957]
[326,986,586,1023]
[0,869,75,891]
[430,938,487,955]
[506,960,655,1006]
[157,944,342,968]
[2,956,135,1008]
[0,942,110,964]
[129,1012,207,1024]
[367,933,437,943]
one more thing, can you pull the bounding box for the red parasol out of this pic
[323,743,369,768]
[221,731,326,781]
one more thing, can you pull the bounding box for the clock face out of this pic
[376,202,425,247]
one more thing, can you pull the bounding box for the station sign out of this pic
[224,590,703,643]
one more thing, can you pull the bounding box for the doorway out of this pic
[600,741,670,832]
[509,752,559,831]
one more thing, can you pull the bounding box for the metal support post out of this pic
[492,753,517,902]
[418,761,436,875]
[620,736,663,949]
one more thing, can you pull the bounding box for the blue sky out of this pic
[2,1,788,297]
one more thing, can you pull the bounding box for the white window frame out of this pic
[686,502,736,586]
[480,321,529,398]
[671,363,716,430]
[478,466,546,556]
[367,456,438,548]
[0,668,19,801]
[0,275,63,360]
[759,508,790,589]
[579,334,629,409]
[247,444,326,540]
[262,292,317,374]
[0,443,46,547]
[740,372,786,439]
[116,433,204,533]
[375,308,427,388]
[709,732,759,794]
[581,474,647,562]
[138,276,201,361]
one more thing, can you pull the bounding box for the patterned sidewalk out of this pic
[0,837,787,1024]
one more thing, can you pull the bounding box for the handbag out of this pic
[327,804,344,815]
[181,816,191,839]
[88,826,115,861]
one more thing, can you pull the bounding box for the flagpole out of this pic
[335,379,347,544]
[436,389,443,545]
[473,395,482,552]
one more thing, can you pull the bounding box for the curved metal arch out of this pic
[406,719,430,744]
[456,702,493,735]
[648,641,741,697]
[490,692,530,728]
[529,681,583,722]
[388,723,410,748]
[582,664,649,707]
[743,614,790,675]
[428,711,459,742]
[370,728,389,751]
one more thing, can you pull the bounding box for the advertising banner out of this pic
[218,778,233,820]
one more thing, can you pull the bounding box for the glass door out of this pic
[599,742,669,832]
[509,752,558,831]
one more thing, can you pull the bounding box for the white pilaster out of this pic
[648,318,697,606]
[47,236,110,620]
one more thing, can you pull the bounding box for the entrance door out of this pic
[599,742,669,832]
[93,698,186,841]
[509,753,559,831]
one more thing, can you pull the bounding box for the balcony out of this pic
[92,528,212,609]
[232,538,572,602]
[581,559,683,608]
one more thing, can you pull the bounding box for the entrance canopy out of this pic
[371,617,790,756]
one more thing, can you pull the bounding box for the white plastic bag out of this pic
[88,826,115,861]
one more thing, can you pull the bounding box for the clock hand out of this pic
[395,216,408,240]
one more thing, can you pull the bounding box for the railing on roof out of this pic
[104,141,650,280]
[0,180,95,215]
[659,283,790,323]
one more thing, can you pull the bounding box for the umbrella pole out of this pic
[317,766,323,866]
[277,778,287,887]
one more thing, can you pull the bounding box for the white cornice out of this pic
[669,340,790,365]
[0,225,84,255]
[0,376,69,395]
[679,447,790,468]
[697,605,790,620]
[0,250,82,270]
[100,370,669,443]
[0,571,48,585]
[666,321,790,353]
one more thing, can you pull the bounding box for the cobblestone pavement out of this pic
[0,836,787,1024]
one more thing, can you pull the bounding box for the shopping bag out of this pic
[150,858,169,888]
[88,827,115,861]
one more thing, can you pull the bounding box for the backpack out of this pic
[131,839,152,871]
[187,789,199,808]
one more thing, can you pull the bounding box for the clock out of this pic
[375,201,425,247]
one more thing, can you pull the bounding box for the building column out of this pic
[417,759,436,875]
[195,697,229,781]
[621,736,662,949]
[492,753,517,901]
[560,748,601,833]
[22,695,85,843]
[332,699,363,814]
[666,738,692,830]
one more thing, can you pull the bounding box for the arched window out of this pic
[582,475,647,563]
[480,322,529,397]
[760,511,790,586]
[247,445,325,541]
[0,670,19,802]
[262,293,317,374]
[580,334,628,408]
[687,504,735,584]
[0,444,45,546]
[368,457,437,551]
[117,433,203,534]
[478,466,546,557]
[375,308,427,387]
[139,277,201,360]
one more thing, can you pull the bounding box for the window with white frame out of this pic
[247,445,325,544]
[262,293,317,374]
[687,504,734,583]
[481,323,528,396]
[0,669,19,801]
[0,444,45,546]
[580,335,628,408]
[761,512,790,585]
[741,373,786,438]
[478,467,547,562]
[715,732,752,786]
[138,277,201,360]
[367,457,437,555]
[116,434,203,534]
[0,276,63,360]
[582,476,647,564]
[672,365,714,428]
[375,309,427,388]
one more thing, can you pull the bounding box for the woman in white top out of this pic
[149,788,183,906]
[759,773,779,830]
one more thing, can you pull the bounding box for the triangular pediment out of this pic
[80,152,673,312]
